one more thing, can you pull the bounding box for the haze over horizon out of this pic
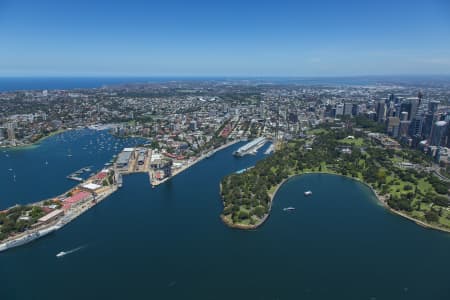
[1,0,450,77]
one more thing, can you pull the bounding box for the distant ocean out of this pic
[0,75,448,92]
[0,77,184,92]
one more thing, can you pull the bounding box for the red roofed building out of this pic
[63,191,91,211]
[164,152,184,160]
[221,125,232,138]
[42,206,53,214]
[164,152,177,159]
[96,172,108,180]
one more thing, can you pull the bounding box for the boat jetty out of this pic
[66,166,93,182]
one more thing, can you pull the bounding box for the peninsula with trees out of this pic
[220,121,450,232]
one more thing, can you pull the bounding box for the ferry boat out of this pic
[304,190,312,196]
[283,207,296,211]
[56,251,66,258]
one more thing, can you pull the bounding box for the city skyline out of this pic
[1,0,450,77]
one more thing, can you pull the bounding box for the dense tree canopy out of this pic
[220,127,450,229]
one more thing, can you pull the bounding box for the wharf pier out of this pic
[233,137,267,157]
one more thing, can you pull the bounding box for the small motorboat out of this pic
[56,251,66,258]
[283,207,296,211]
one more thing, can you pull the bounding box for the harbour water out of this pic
[0,129,147,209]
[1,130,450,299]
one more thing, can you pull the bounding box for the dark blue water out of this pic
[1,131,450,300]
[0,129,148,209]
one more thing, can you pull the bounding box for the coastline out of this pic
[2,128,69,151]
[0,185,117,252]
[319,172,450,234]
[0,180,117,253]
[0,138,242,252]
[224,171,450,234]
[222,175,289,230]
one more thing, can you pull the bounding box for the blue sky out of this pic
[0,0,449,76]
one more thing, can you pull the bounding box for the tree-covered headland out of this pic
[220,126,450,230]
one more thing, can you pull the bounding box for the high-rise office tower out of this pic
[409,97,420,120]
[429,100,439,115]
[400,102,412,120]
[430,121,447,146]
[400,111,409,121]
[387,117,400,137]
[344,103,353,116]
[335,104,344,116]
[399,121,411,137]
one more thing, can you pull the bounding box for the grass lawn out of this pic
[239,219,251,225]
[307,128,328,135]
[339,137,365,146]
[417,178,433,194]
[438,210,450,227]
[419,202,432,212]
[439,217,450,227]
[386,175,407,197]
[411,210,425,220]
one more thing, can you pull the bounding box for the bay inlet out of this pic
[1,130,449,300]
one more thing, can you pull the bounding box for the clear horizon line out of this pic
[0,73,450,79]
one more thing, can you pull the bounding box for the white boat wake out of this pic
[56,245,86,258]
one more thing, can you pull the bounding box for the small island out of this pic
[220,124,450,232]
